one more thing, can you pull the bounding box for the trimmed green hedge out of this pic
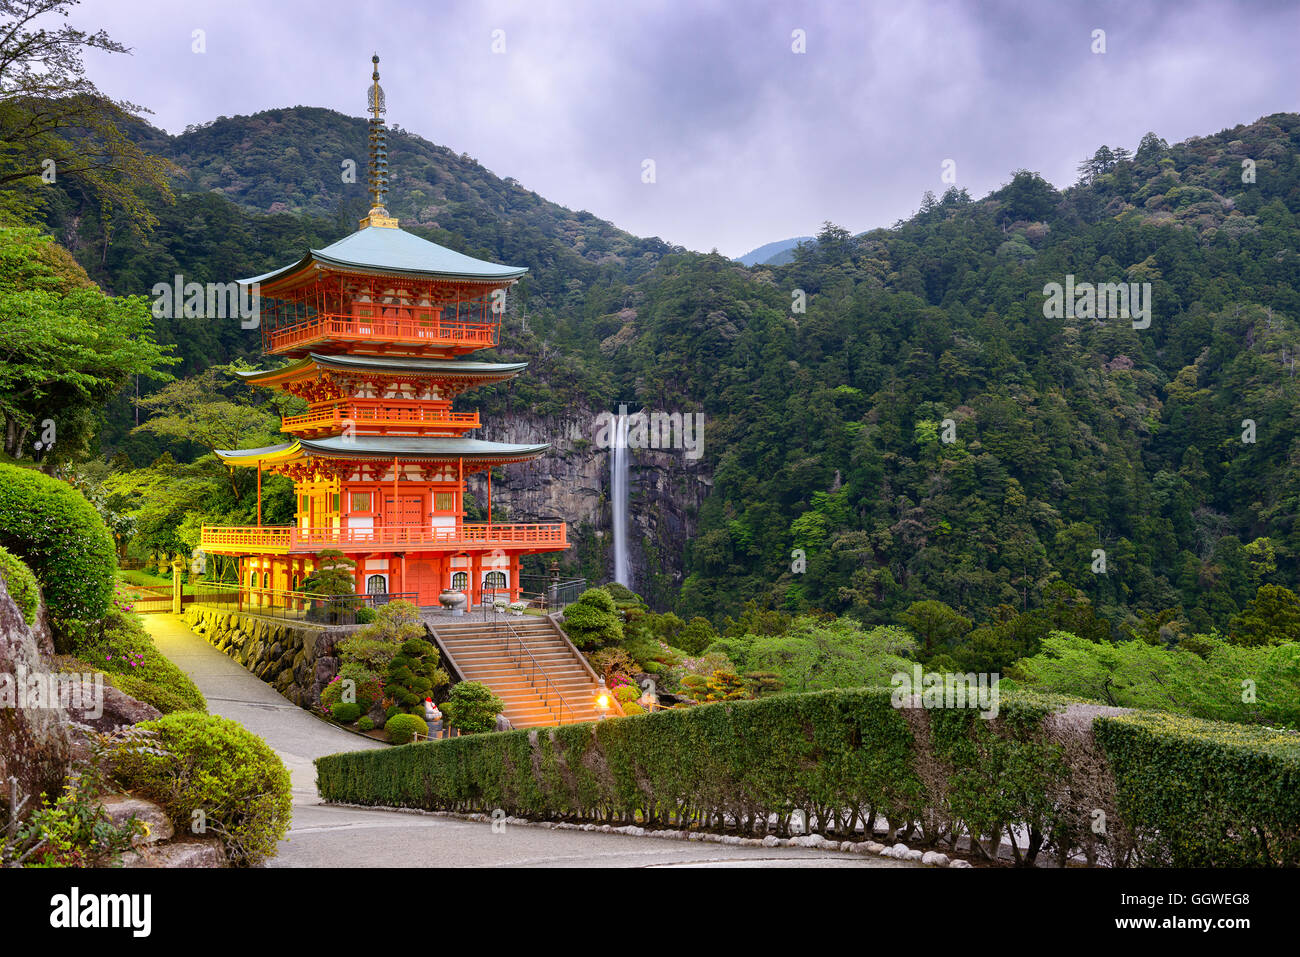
[0,463,116,632]
[0,544,41,624]
[315,688,1300,867]
[1094,712,1300,867]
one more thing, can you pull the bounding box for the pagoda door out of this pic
[406,559,440,606]
[382,495,422,539]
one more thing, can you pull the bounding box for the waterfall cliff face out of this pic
[611,411,630,586]
[469,403,712,609]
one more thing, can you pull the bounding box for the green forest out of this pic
[5,12,1300,692]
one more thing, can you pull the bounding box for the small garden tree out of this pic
[442,681,505,733]
[385,638,450,715]
[563,588,623,649]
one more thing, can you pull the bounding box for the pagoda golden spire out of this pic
[360,53,398,229]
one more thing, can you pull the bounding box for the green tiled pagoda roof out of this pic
[235,353,528,383]
[213,437,549,464]
[241,225,528,285]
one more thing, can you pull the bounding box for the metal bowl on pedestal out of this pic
[439,589,467,615]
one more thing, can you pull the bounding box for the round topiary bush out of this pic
[442,681,505,734]
[330,702,362,723]
[0,463,116,633]
[0,544,41,625]
[112,712,292,866]
[385,712,427,745]
[357,716,374,732]
[620,701,645,716]
[562,588,623,649]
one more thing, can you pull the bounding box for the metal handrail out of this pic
[484,594,575,724]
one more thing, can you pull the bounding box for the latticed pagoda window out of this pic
[451,571,468,590]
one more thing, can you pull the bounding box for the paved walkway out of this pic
[143,613,913,868]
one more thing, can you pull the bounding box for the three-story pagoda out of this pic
[200,56,566,609]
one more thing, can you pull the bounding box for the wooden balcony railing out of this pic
[264,313,499,353]
[200,522,567,553]
[280,402,481,434]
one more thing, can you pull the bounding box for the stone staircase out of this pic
[425,615,607,727]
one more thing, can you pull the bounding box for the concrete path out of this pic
[143,613,913,868]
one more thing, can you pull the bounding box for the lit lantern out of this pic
[594,678,612,719]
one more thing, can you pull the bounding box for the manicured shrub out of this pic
[0,545,41,624]
[385,638,449,713]
[70,608,206,712]
[107,672,198,714]
[0,463,116,637]
[315,688,1300,867]
[441,681,505,734]
[321,663,382,714]
[385,713,427,745]
[563,588,623,649]
[354,606,378,624]
[113,712,292,866]
[357,716,374,732]
[1094,711,1300,866]
[615,684,640,703]
[331,702,362,723]
[620,701,645,716]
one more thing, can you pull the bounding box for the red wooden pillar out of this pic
[470,551,482,608]
[256,460,263,526]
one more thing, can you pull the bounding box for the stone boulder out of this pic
[98,794,174,845]
[0,577,71,808]
[120,837,226,868]
[63,678,162,732]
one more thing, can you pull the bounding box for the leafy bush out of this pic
[315,688,1300,867]
[384,713,427,745]
[338,599,428,673]
[385,638,449,713]
[589,646,640,682]
[441,681,504,734]
[620,701,645,716]
[354,606,378,624]
[0,545,40,624]
[563,588,623,649]
[71,608,206,712]
[107,673,197,714]
[0,463,116,638]
[113,713,292,866]
[320,663,382,714]
[330,702,362,723]
[357,716,374,732]
[615,684,640,703]
[1007,631,1300,729]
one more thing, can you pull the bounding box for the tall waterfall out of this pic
[611,407,630,586]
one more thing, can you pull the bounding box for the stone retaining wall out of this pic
[182,605,352,708]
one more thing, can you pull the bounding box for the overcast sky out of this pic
[66,0,1300,257]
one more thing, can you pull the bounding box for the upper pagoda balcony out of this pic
[199,522,568,555]
[262,304,500,357]
[280,399,481,438]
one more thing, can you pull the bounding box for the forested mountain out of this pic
[37,106,1300,639]
[734,236,813,267]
